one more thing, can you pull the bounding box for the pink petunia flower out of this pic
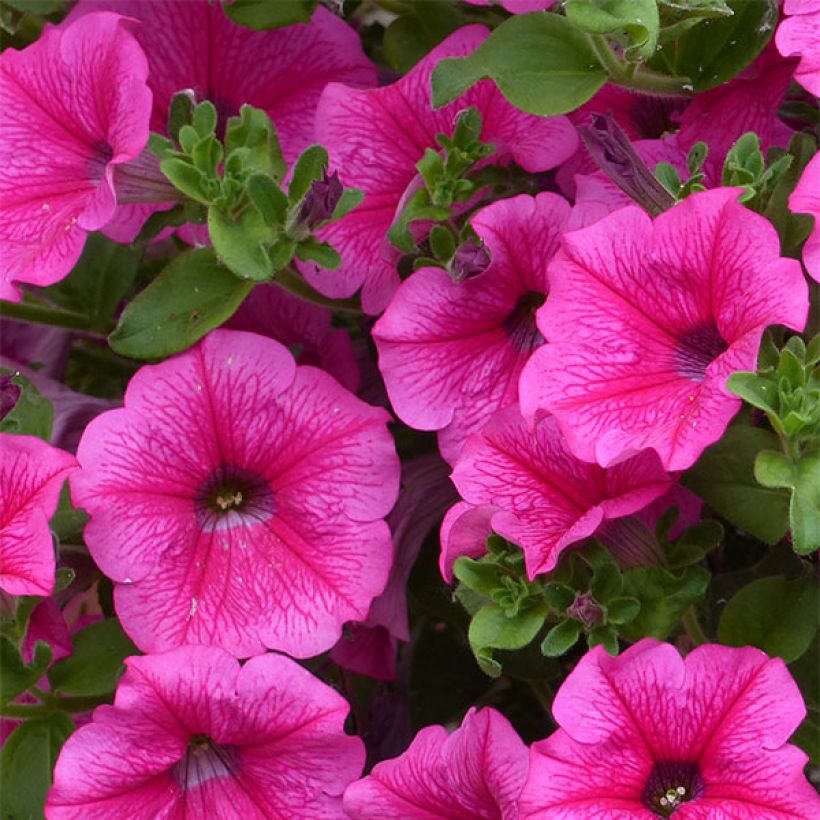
[46,645,365,819]
[0,12,151,301]
[224,282,359,392]
[306,26,578,314]
[776,0,820,96]
[519,188,809,472]
[0,434,77,596]
[70,329,400,659]
[519,639,820,818]
[374,193,570,464]
[343,706,528,819]
[789,151,820,283]
[439,406,672,580]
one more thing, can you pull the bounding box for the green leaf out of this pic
[647,0,777,91]
[682,424,790,544]
[246,173,288,227]
[0,712,74,820]
[192,100,217,139]
[288,145,328,204]
[620,565,710,640]
[468,601,548,676]
[225,105,286,182]
[208,206,275,281]
[160,157,208,204]
[0,636,51,707]
[718,575,819,663]
[587,623,619,655]
[454,557,503,599]
[383,0,465,73]
[49,483,88,542]
[223,0,317,29]
[590,562,622,604]
[109,249,253,360]
[43,233,141,332]
[540,618,581,657]
[663,520,724,570]
[432,13,607,116]
[542,582,576,612]
[727,371,779,416]
[49,619,138,697]
[0,371,53,440]
[565,0,659,61]
[167,90,196,143]
[429,225,456,261]
[294,238,341,269]
[331,188,364,222]
[605,596,641,625]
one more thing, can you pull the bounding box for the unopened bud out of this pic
[449,239,491,282]
[0,374,21,422]
[297,171,344,230]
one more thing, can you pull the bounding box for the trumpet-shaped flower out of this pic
[0,12,151,300]
[307,26,577,314]
[46,646,364,819]
[776,0,820,96]
[344,707,527,819]
[520,639,820,818]
[0,434,77,596]
[440,406,672,580]
[375,193,570,464]
[70,329,399,658]
[520,188,808,471]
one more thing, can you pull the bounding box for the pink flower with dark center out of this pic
[0,434,77,596]
[343,706,528,819]
[788,151,820,283]
[70,329,399,659]
[519,639,820,818]
[224,282,359,392]
[519,188,808,471]
[776,0,820,96]
[374,193,570,464]
[70,0,377,164]
[306,27,577,314]
[46,646,365,818]
[0,12,151,301]
[440,406,673,580]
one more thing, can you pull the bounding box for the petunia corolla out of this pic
[519,639,820,818]
[307,26,577,314]
[71,329,400,659]
[520,188,808,471]
[440,406,672,580]
[46,646,364,819]
[344,706,528,819]
[374,193,570,464]
[776,0,820,96]
[788,151,820,283]
[0,434,77,596]
[0,12,151,301]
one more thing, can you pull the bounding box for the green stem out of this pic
[1,692,113,718]
[588,35,694,96]
[0,299,94,332]
[275,266,362,314]
[682,606,708,647]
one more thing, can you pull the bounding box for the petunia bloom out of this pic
[46,646,364,818]
[0,434,77,596]
[519,639,820,818]
[0,12,151,301]
[307,26,577,314]
[788,151,820,283]
[343,706,528,819]
[375,193,570,464]
[70,329,400,659]
[520,188,808,472]
[440,406,672,580]
[776,0,820,96]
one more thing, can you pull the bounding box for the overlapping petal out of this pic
[0,12,151,300]
[520,188,808,471]
[520,640,819,818]
[442,406,672,579]
[46,646,364,818]
[375,193,570,463]
[776,0,820,96]
[70,329,400,658]
[307,27,577,313]
[789,151,820,283]
[343,707,527,819]
[0,434,77,596]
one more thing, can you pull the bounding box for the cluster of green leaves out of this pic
[452,511,721,677]
[108,97,362,361]
[432,0,777,117]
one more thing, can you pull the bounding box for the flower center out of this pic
[504,291,546,353]
[642,760,704,817]
[674,323,728,382]
[171,734,239,791]
[195,464,274,532]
